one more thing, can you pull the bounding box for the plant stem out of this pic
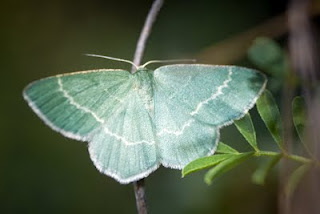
[131,0,164,73]
[285,154,313,164]
[256,151,280,156]
[131,0,164,213]
[256,151,315,165]
[133,179,148,214]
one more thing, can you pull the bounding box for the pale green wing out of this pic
[88,86,158,183]
[24,69,159,184]
[24,69,130,140]
[153,64,266,168]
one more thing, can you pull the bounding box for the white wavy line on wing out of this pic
[58,77,154,146]
[156,119,194,136]
[58,77,105,124]
[190,68,233,116]
[103,126,155,146]
[157,68,233,136]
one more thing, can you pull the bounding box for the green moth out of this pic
[23,56,267,184]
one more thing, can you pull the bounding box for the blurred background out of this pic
[1,0,319,213]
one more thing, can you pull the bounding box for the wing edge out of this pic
[88,143,161,184]
[23,90,86,141]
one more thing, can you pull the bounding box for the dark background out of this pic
[1,0,292,213]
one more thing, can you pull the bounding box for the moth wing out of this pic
[24,69,159,183]
[153,65,266,168]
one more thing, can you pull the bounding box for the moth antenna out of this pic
[85,54,139,69]
[141,59,197,67]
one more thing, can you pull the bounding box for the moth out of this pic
[23,55,267,184]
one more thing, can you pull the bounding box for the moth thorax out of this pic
[133,69,154,114]
[139,87,154,114]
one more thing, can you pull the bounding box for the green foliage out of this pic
[216,142,239,154]
[292,96,306,143]
[285,164,311,197]
[292,97,314,157]
[256,90,284,150]
[248,37,288,78]
[204,152,254,185]
[183,91,316,189]
[234,113,258,152]
[248,37,289,92]
[252,154,281,185]
[182,154,235,177]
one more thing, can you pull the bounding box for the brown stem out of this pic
[131,0,164,73]
[131,0,164,213]
[133,179,148,214]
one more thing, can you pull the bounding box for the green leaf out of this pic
[286,164,311,197]
[182,154,235,177]
[292,97,313,156]
[252,154,281,185]
[204,152,254,185]
[292,97,306,142]
[216,142,239,154]
[234,113,258,151]
[256,90,284,149]
[248,37,288,77]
